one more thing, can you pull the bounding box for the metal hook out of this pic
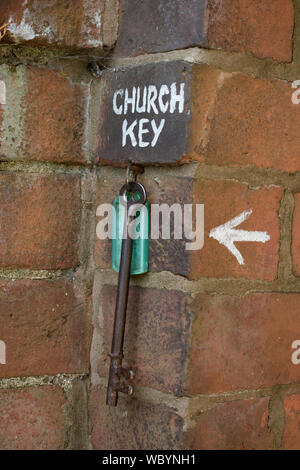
[126,163,144,186]
[126,164,136,186]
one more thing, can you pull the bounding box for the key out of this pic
[106,181,147,407]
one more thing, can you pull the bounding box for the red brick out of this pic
[0,279,91,377]
[203,73,300,173]
[191,179,282,281]
[0,0,118,52]
[23,67,88,164]
[188,293,300,395]
[283,395,300,450]
[206,0,294,63]
[90,385,184,450]
[292,194,300,276]
[0,386,67,450]
[0,65,89,164]
[98,286,193,395]
[189,66,221,161]
[186,398,273,450]
[115,0,293,62]
[0,173,80,269]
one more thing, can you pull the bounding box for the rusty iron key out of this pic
[106,180,147,407]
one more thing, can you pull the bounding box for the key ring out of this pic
[119,181,147,207]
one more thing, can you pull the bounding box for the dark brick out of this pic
[98,286,193,395]
[115,0,206,57]
[90,385,184,450]
[145,176,193,276]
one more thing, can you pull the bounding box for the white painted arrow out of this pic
[209,209,270,265]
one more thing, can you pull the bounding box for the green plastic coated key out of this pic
[112,192,149,275]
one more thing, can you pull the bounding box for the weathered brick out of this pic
[0,65,89,164]
[186,398,273,450]
[90,386,274,450]
[0,0,118,52]
[0,173,80,269]
[204,73,300,173]
[206,0,294,63]
[98,286,193,395]
[191,179,282,281]
[95,176,281,281]
[188,293,300,395]
[292,194,300,276]
[23,67,89,164]
[0,279,91,377]
[283,395,300,450]
[115,0,207,57]
[115,0,293,62]
[0,386,67,450]
[90,385,184,450]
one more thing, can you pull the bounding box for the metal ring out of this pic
[108,352,124,360]
[119,181,147,207]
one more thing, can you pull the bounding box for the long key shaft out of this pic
[106,181,147,407]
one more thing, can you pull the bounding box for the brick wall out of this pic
[0,0,299,450]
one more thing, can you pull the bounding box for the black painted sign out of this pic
[96,61,193,166]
